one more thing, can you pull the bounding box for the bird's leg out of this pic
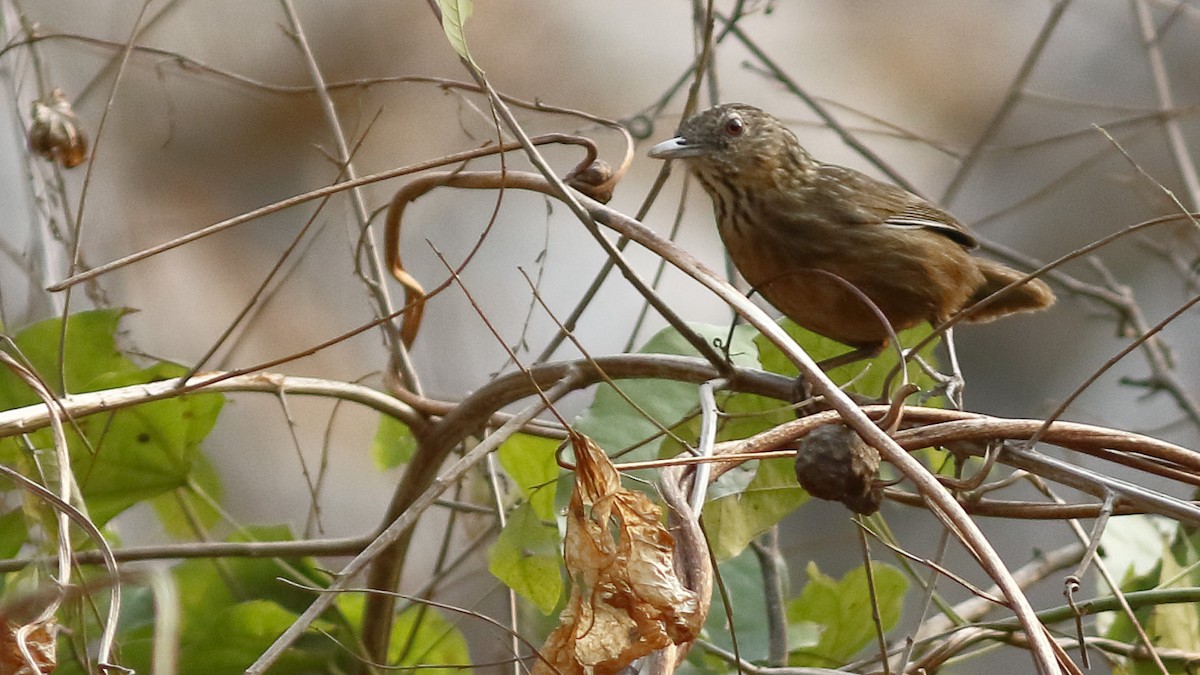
[944,327,965,408]
[718,315,739,365]
[792,342,885,408]
[910,328,965,408]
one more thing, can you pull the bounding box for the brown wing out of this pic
[814,164,979,250]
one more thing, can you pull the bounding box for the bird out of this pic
[648,103,1055,368]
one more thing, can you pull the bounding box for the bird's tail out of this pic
[965,258,1056,323]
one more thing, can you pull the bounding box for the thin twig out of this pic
[940,0,1074,204]
[1131,0,1200,209]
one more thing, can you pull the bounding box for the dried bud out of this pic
[794,424,883,515]
[566,159,614,203]
[29,89,88,169]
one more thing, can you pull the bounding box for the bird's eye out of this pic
[723,116,745,137]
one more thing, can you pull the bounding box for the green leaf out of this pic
[787,561,908,668]
[339,594,474,672]
[718,390,797,440]
[150,453,224,538]
[575,323,761,455]
[58,526,338,675]
[68,598,338,675]
[573,375,690,458]
[497,433,560,521]
[658,389,796,460]
[182,601,331,675]
[0,311,225,528]
[389,604,474,672]
[372,414,417,470]
[1152,549,1200,651]
[1102,517,1200,674]
[69,362,224,526]
[702,457,808,560]
[0,308,131,406]
[572,323,807,561]
[488,501,562,614]
[643,321,762,371]
[702,548,772,661]
[438,0,476,66]
[755,318,944,403]
[1097,515,1175,644]
[0,509,28,559]
[1100,514,1173,585]
[168,526,328,630]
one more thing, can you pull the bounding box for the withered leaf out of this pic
[533,432,702,675]
[0,620,57,675]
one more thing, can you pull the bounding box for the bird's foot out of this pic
[909,353,965,409]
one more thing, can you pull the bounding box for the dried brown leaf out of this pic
[533,432,702,674]
[0,620,57,675]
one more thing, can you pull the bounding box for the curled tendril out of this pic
[624,114,655,141]
[385,133,626,347]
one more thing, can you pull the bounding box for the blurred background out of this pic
[3,1,1200,672]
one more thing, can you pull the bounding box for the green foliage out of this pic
[61,532,473,673]
[56,526,342,674]
[0,310,225,530]
[1098,515,1175,593]
[74,363,224,527]
[339,594,474,673]
[372,413,417,470]
[491,434,565,612]
[573,323,763,456]
[570,322,810,569]
[755,318,944,401]
[703,458,807,560]
[187,527,333,615]
[565,320,930,670]
[149,452,224,538]
[488,501,563,614]
[0,309,132,406]
[155,600,335,675]
[1102,516,1200,674]
[787,561,908,668]
[574,317,944,466]
[657,389,796,462]
[497,433,560,521]
[438,0,475,66]
[0,509,27,559]
[700,548,775,662]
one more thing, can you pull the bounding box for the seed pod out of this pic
[29,89,88,169]
[794,424,883,515]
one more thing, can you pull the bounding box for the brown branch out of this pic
[884,491,1194,520]
[715,407,1198,473]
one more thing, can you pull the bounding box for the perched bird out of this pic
[648,103,1054,360]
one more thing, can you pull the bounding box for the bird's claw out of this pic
[939,373,966,410]
[910,354,965,409]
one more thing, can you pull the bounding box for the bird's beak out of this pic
[648,136,707,159]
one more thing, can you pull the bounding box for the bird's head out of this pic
[648,103,813,182]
